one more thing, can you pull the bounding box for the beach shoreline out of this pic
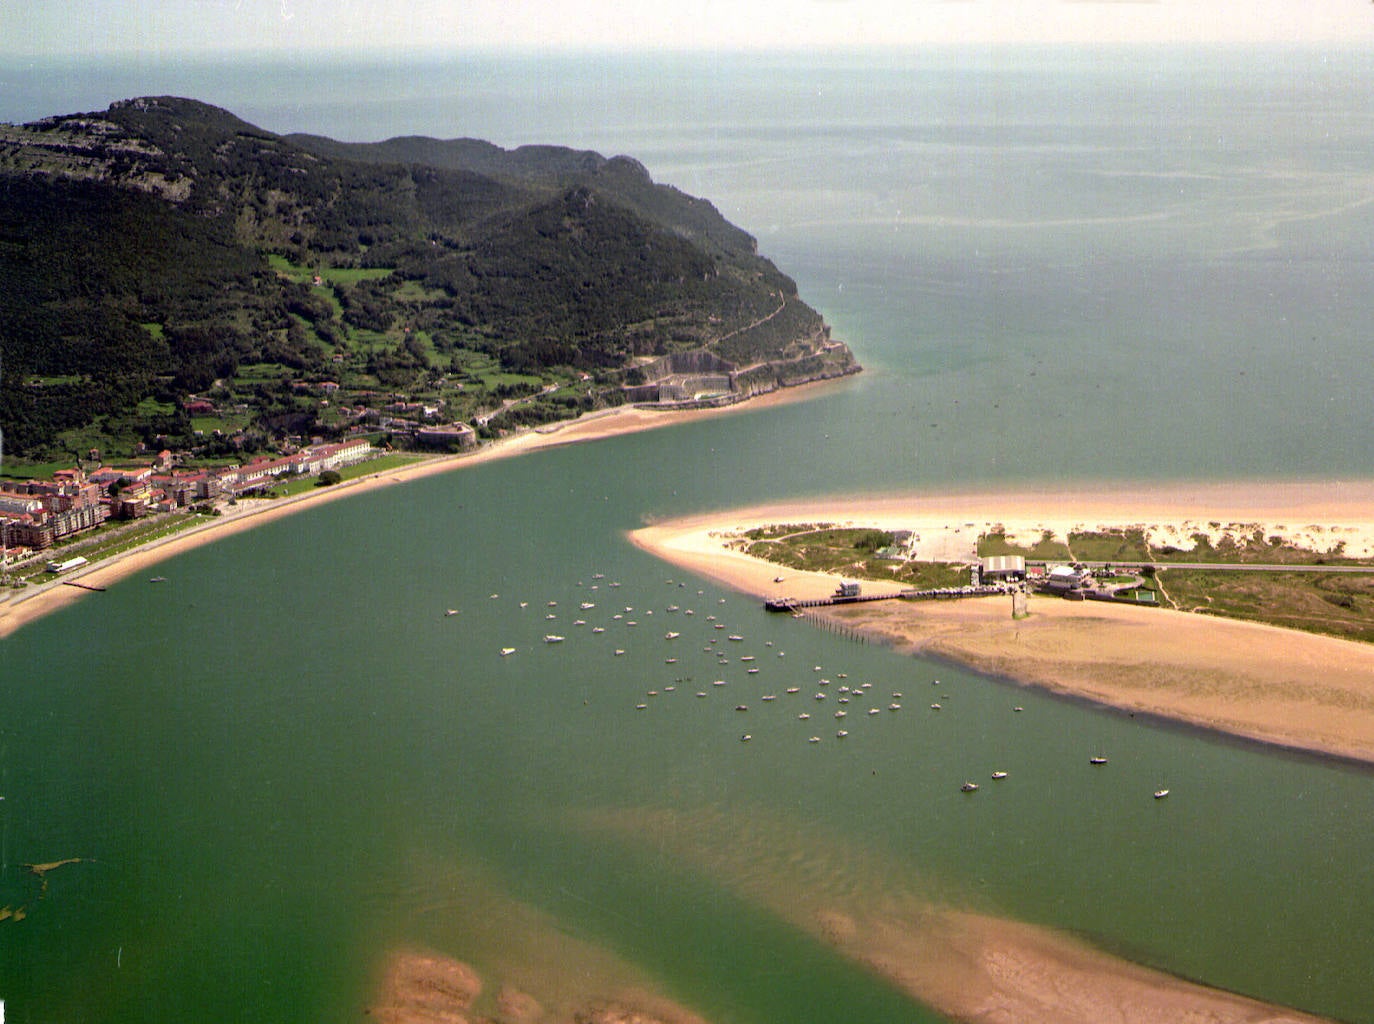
[629,485,1374,765]
[0,380,844,642]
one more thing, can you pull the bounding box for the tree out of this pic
[318,469,342,486]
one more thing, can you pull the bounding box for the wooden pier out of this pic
[766,585,1007,612]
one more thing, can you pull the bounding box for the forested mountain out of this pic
[0,97,856,462]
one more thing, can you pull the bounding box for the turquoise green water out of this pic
[3,441,1373,1022]
[5,46,1374,1022]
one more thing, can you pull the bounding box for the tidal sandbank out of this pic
[629,482,1374,764]
[576,804,1337,1024]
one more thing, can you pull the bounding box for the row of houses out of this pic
[1,438,375,555]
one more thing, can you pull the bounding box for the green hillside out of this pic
[0,97,857,464]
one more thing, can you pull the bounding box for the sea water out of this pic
[2,49,1374,1022]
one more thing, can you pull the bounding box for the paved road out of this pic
[1044,560,1374,575]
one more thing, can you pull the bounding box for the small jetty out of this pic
[61,580,106,593]
[766,581,1009,612]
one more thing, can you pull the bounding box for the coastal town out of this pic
[0,436,377,571]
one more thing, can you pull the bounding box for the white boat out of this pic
[592,627,605,634]
[836,730,849,738]
[961,781,980,792]
[1154,789,1170,799]
[747,668,760,674]
[809,736,821,743]
[1090,756,1108,765]
[573,619,586,626]
[614,649,625,656]
[665,631,680,640]
[543,635,565,643]
[444,609,459,617]
[991,771,1008,780]
[728,635,744,642]
[580,602,595,610]
[500,647,516,656]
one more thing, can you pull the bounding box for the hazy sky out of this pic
[6,0,1374,57]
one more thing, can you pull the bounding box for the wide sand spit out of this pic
[629,482,1374,765]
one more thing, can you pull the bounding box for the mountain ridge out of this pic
[0,96,858,463]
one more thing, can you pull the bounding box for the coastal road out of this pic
[1057,560,1374,575]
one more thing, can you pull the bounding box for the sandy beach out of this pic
[630,483,1374,764]
[0,381,837,642]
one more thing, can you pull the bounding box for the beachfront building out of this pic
[415,424,477,450]
[981,555,1027,582]
[1042,564,1091,594]
[311,438,375,469]
[0,470,111,548]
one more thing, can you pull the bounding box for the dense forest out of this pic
[0,97,856,464]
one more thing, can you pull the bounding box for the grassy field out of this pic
[1157,568,1374,643]
[266,254,393,286]
[1,459,73,482]
[12,514,208,583]
[978,530,1072,561]
[258,452,427,498]
[736,526,969,589]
